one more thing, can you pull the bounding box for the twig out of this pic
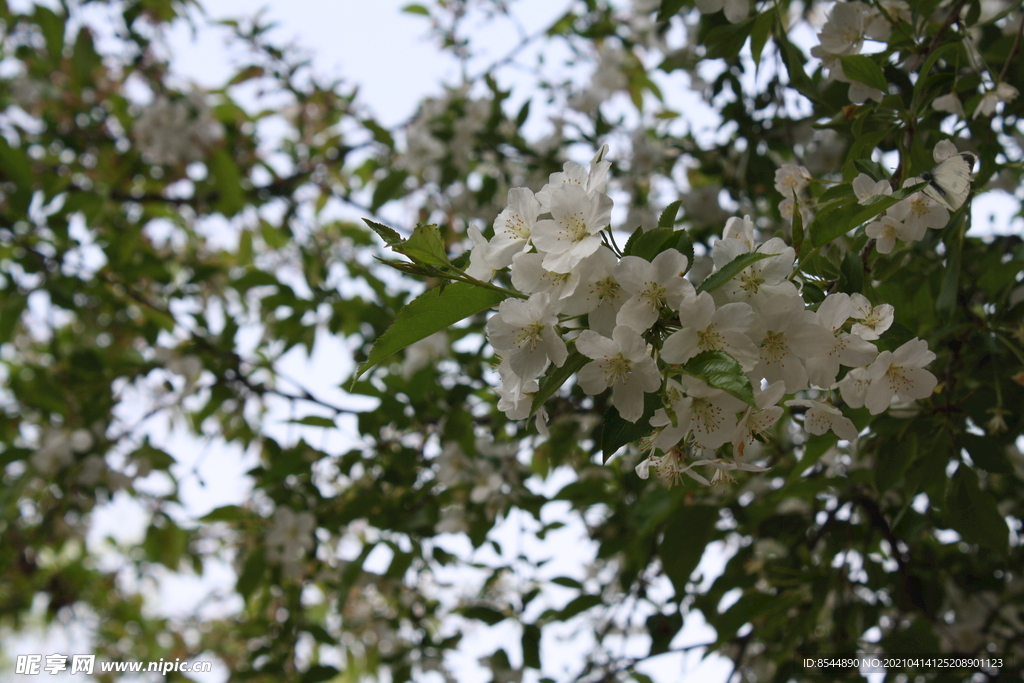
[998,12,1024,83]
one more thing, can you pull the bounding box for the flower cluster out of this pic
[862,141,960,253]
[132,92,224,166]
[811,0,910,103]
[468,148,939,486]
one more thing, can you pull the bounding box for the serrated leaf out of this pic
[354,283,506,383]
[681,350,756,407]
[600,392,661,462]
[364,218,404,247]
[398,224,449,267]
[530,349,587,415]
[658,200,682,228]
[696,252,773,294]
[945,466,1008,554]
[626,226,690,265]
[840,55,888,93]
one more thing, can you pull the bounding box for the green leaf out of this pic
[775,28,820,104]
[530,350,588,415]
[236,551,266,600]
[200,505,250,522]
[398,224,449,267]
[696,252,773,294]
[289,416,337,428]
[646,611,683,656]
[0,293,28,344]
[680,350,756,407]
[600,392,662,462]
[936,234,961,316]
[209,148,245,217]
[704,18,754,61]
[875,434,917,492]
[945,465,1008,554]
[750,12,774,68]
[364,218,404,248]
[660,505,718,598]
[657,0,687,22]
[401,3,430,15]
[371,170,409,211]
[460,605,506,625]
[658,200,682,228]
[961,434,1012,474]
[34,5,65,62]
[522,624,542,669]
[354,283,506,383]
[302,666,340,683]
[625,226,693,266]
[791,190,804,255]
[839,55,888,93]
[838,247,863,294]
[555,594,603,620]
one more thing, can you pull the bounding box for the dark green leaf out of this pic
[681,350,756,407]
[961,434,1012,474]
[460,605,506,625]
[750,12,774,68]
[371,170,409,211]
[704,18,754,61]
[875,434,917,492]
[600,392,662,462]
[531,349,588,415]
[209,148,245,217]
[696,251,773,294]
[354,283,506,383]
[660,505,718,598]
[522,624,541,669]
[945,466,1008,554]
[658,200,682,228]
[289,416,337,428]
[839,55,888,93]
[199,505,249,523]
[791,190,804,255]
[0,293,28,344]
[646,611,683,656]
[302,666,340,683]
[657,0,686,22]
[556,594,603,620]
[398,224,449,267]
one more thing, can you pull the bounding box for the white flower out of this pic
[661,292,760,371]
[933,93,964,118]
[531,184,614,273]
[486,292,568,380]
[488,188,542,267]
[695,0,750,24]
[722,215,756,249]
[465,225,501,281]
[932,139,960,162]
[495,359,539,420]
[732,381,786,458]
[865,214,912,253]
[614,249,694,332]
[835,366,871,408]
[786,399,859,441]
[853,173,893,204]
[535,145,611,207]
[674,376,746,451]
[436,506,470,534]
[266,507,316,578]
[864,338,938,414]
[711,236,798,311]
[848,293,893,340]
[749,294,835,392]
[635,447,705,487]
[510,251,581,300]
[894,181,949,232]
[774,164,810,196]
[804,293,879,388]
[132,93,224,166]
[577,325,662,422]
[848,81,884,104]
[561,247,626,336]
[649,379,693,451]
[974,82,1018,119]
[818,1,866,56]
